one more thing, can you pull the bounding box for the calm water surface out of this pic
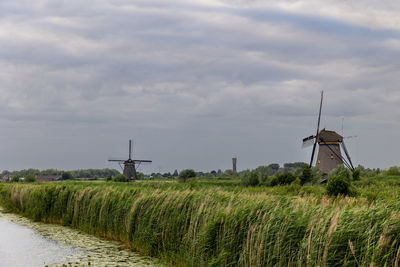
[0,219,78,267]
[0,209,162,267]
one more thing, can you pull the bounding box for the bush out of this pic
[300,164,312,185]
[326,174,351,196]
[178,169,196,183]
[113,174,128,182]
[352,168,361,181]
[24,174,36,183]
[11,175,20,182]
[386,166,400,176]
[310,167,324,184]
[241,170,259,187]
[137,172,145,180]
[62,172,73,180]
[329,165,351,180]
[106,175,112,182]
[270,172,296,186]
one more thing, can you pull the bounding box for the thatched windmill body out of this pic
[302,91,355,174]
[109,140,152,181]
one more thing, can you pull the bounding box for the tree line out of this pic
[1,168,120,179]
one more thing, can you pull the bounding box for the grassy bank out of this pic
[1,178,400,266]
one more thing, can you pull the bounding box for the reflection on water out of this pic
[0,219,78,267]
[0,209,163,267]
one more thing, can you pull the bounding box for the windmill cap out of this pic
[318,129,343,142]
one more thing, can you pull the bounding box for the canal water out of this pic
[0,209,162,267]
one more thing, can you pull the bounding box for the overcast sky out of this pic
[1,0,400,173]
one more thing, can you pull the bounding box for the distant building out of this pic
[232,157,237,173]
[36,175,62,182]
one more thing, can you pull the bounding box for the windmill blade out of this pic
[310,90,324,167]
[341,141,355,170]
[134,159,152,170]
[316,90,324,136]
[302,135,315,148]
[108,158,125,162]
[129,139,132,160]
[344,135,358,139]
[133,160,152,164]
[321,137,353,171]
[309,142,317,167]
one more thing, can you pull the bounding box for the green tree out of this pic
[270,172,296,186]
[241,170,260,187]
[113,174,128,182]
[387,166,400,176]
[268,164,280,175]
[178,169,196,183]
[300,164,312,185]
[11,175,20,182]
[62,172,73,180]
[327,174,351,196]
[25,174,36,183]
[352,168,361,181]
[329,165,351,180]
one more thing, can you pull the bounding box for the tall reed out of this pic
[0,182,400,266]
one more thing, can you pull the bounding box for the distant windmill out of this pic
[108,140,152,181]
[302,91,355,174]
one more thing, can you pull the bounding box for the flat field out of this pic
[1,176,400,266]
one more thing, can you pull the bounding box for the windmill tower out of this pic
[108,140,152,181]
[302,91,355,174]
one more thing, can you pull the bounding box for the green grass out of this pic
[1,176,400,266]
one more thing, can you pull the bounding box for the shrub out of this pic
[62,172,73,180]
[386,166,400,176]
[178,169,196,183]
[223,169,235,177]
[241,170,259,187]
[329,165,351,180]
[326,174,351,196]
[270,172,296,186]
[352,168,361,181]
[137,172,145,180]
[106,175,112,182]
[113,174,128,182]
[310,167,324,184]
[24,174,36,183]
[300,164,312,185]
[11,175,20,182]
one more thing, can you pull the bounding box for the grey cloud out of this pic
[0,0,400,171]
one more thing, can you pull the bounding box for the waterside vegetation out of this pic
[1,168,400,266]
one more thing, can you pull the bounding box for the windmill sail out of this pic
[133,160,152,164]
[108,158,126,162]
[302,135,315,148]
[310,90,324,167]
[341,141,355,170]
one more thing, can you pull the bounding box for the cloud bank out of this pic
[0,0,399,172]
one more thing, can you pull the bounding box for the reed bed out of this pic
[0,181,400,266]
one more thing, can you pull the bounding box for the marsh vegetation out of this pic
[1,165,400,266]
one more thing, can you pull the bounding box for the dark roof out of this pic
[317,129,342,143]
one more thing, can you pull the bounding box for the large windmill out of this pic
[108,140,152,181]
[302,91,355,174]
